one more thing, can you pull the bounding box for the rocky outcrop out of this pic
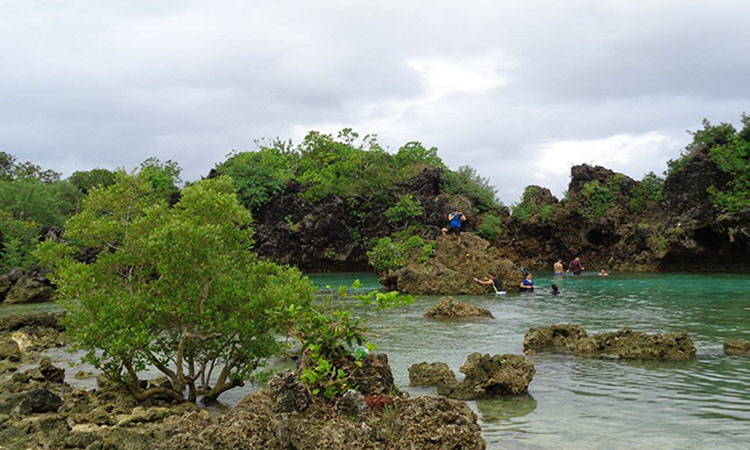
[0,335,21,361]
[408,362,457,387]
[342,353,396,396]
[161,390,486,450]
[524,324,697,360]
[424,296,494,319]
[522,324,589,354]
[437,353,535,400]
[2,274,55,304]
[0,312,65,360]
[724,338,750,356]
[378,233,522,295]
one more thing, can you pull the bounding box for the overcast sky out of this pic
[2,0,749,203]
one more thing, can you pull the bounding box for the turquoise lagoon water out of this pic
[314,271,750,450]
[2,272,749,449]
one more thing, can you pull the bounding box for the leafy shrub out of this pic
[366,237,408,272]
[214,146,296,211]
[707,115,750,213]
[68,168,117,194]
[441,165,503,213]
[511,186,556,224]
[478,214,503,241]
[666,119,737,175]
[629,172,665,214]
[385,194,423,226]
[578,180,618,219]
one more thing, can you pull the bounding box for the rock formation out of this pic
[424,296,494,319]
[437,353,536,400]
[377,233,522,295]
[724,338,750,356]
[524,324,697,360]
[408,362,457,387]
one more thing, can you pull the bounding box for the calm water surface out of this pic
[3,272,748,449]
[317,272,750,450]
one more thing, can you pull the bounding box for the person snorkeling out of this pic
[551,284,560,295]
[474,270,505,294]
[519,272,535,292]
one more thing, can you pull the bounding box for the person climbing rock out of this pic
[553,259,564,276]
[473,270,504,294]
[567,257,585,276]
[441,206,466,243]
[520,273,534,292]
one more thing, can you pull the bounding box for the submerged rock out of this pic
[424,296,494,319]
[724,338,750,356]
[524,324,697,360]
[438,353,535,400]
[523,324,588,355]
[408,362,457,387]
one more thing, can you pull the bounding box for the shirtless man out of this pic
[553,259,564,275]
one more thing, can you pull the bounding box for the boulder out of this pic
[379,233,522,295]
[0,336,21,362]
[0,273,12,300]
[524,324,697,360]
[3,275,54,304]
[438,353,535,400]
[14,389,63,415]
[335,389,369,418]
[723,338,750,356]
[344,353,395,396]
[39,357,65,383]
[424,296,493,319]
[408,362,456,387]
[268,369,310,413]
[523,324,588,355]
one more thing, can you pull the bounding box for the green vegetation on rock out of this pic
[385,194,423,226]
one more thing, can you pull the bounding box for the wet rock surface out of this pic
[378,233,522,295]
[438,353,535,400]
[424,296,494,319]
[408,362,457,387]
[524,324,697,360]
[724,338,750,356]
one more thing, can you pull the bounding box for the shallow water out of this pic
[325,272,750,450]
[3,271,749,449]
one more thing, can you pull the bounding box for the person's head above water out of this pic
[488,270,497,277]
[551,284,559,294]
[525,272,532,280]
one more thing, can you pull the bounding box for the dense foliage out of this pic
[440,165,504,213]
[629,172,665,214]
[477,213,504,242]
[511,186,556,223]
[36,173,316,403]
[385,194,423,226]
[367,228,435,273]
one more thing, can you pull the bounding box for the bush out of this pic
[36,174,315,404]
[385,194,423,226]
[707,115,750,213]
[629,172,665,214]
[441,165,503,213]
[478,214,503,241]
[511,186,556,224]
[578,180,618,219]
[366,237,408,272]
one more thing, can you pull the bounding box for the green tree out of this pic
[36,174,315,404]
[441,165,503,213]
[68,168,117,194]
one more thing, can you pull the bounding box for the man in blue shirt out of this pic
[441,206,466,243]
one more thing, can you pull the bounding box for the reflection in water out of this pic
[476,395,537,423]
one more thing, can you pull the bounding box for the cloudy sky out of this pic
[2,0,749,204]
